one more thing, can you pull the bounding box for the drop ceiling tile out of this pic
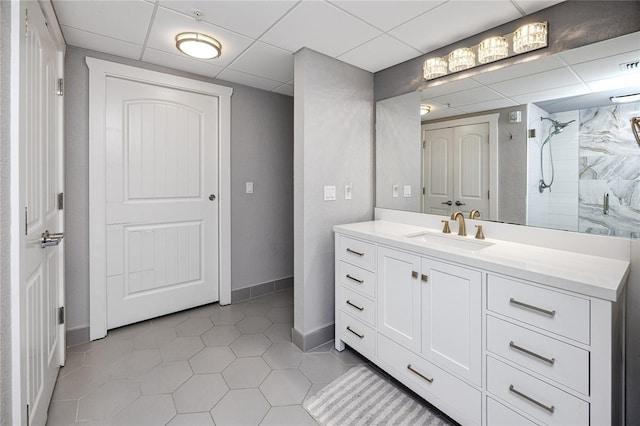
[158,1,297,39]
[273,83,294,97]
[390,1,521,54]
[328,1,446,32]
[430,86,503,108]
[61,26,143,60]
[457,97,519,113]
[586,74,640,94]
[488,67,581,97]
[146,7,253,68]
[512,0,565,14]
[142,48,225,78]
[260,1,382,58]
[422,105,466,121]
[52,0,154,44]
[471,55,566,85]
[338,35,421,73]
[228,42,293,83]
[421,78,482,99]
[216,69,283,91]
[558,31,640,65]
[571,50,640,83]
[510,83,590,104]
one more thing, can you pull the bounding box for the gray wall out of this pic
[374,1,640,102]
[373,1,640,421]
[0,1,12,422]
[64,46,293,335]
[293,48,374,350]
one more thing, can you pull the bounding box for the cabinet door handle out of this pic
[407,364,433,383]
[509,298,556,317]
[421,274,428,282]
[509,385,555,413]
[509,341,555,365]
[346,326,364,339]
[346,300,364,311]
[346,248,364,256]
[346,274,364,284]
[411,271,419,279]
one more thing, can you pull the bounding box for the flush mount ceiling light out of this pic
[420,104,432,115]
[175,32,222,59]
[422,22,548,81]
[610,92,640,103]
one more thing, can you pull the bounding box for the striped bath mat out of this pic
[303,365,452,426]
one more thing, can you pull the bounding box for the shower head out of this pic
[541,116,575,134]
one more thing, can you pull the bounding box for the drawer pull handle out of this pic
[346,300,364,311]
[509,298,556,317]
[346,274,364,284]
[509,341,555,365]
[346,326,364,339]
[407,364,433,383]
[346,248,365,256]
[509,385,555,414]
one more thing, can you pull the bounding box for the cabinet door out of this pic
[421,258,482,385]
[377,247,422,352]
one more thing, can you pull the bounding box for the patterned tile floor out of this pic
[46,288,371,426]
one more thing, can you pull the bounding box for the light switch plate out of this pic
[509,110,522,123]
[344,184,352,200]
[246,182,254,194]
[392,185,399,198]
[403,185,411,197]
[324,185,336,201]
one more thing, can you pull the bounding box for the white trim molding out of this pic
[86,58,232,340]
[423,113,499,221]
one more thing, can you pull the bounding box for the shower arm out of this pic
[632,117,640,146]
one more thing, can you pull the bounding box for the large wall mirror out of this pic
[376,31,640,237]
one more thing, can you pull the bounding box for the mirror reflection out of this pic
[376,31,640,237]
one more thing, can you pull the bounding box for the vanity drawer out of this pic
[340,286,375,327]
[487,356,589,426]
[487,274,590,344]
[339,261,375,298]
[340,311,375,357]
[339,235,375,271]
[378,334,481,425]
[487,316,589,395]
[487,397,537,426]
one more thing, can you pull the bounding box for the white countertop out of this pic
[334,220,630,302]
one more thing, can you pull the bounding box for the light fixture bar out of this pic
[423,22,548,81]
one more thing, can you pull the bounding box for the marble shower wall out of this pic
[579,102,640,238]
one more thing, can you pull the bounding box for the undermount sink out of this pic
[405,231,495,252]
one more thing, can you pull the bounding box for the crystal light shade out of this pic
[176,32,222,59]
[448,48,475,72]
[423,57,448,79]
[513,23,547,53]
[478,36,508,64]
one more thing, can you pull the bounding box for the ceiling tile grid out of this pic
[52,0,567,96]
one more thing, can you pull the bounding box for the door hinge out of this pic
[26,404,30,426]
[57,79,64,96]
[488,190,490,199]
[24,207,28,236]
[58,307,65,325]
[422,187,425,195]
[422,140,426,149]
[57,193,64,210]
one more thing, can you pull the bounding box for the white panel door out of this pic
[423,128,454,215]
[453,123,490,217]
[421,258,481,385]
[377,247,422,352]
[105,77,219,329]
[20,3,65,425]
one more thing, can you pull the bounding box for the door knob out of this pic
[41,230,64,248]
[455,201,466,206]
[209,194,216,201]
[441,200,452,206]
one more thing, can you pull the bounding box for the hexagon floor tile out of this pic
[46,289,390,425]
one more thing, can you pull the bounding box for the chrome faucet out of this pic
[451,211,467,236]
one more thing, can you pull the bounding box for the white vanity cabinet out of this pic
[334,220,627,426]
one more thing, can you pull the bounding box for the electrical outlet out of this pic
[323,185,336,201]
[403,185,412,197]
[245,182,254,194]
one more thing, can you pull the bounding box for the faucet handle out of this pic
[441,220,451,234]
[474,225,485,240]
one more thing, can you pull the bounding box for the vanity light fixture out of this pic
[610,93,640,103]
[422,22,548,81]
[420,104,432,115]
[175,32,222,59]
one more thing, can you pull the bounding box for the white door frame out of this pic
[87,58,232,340]
[422,113,499,221]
